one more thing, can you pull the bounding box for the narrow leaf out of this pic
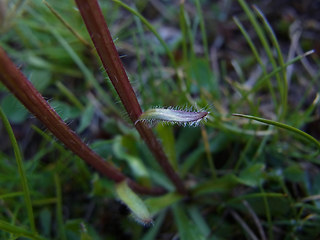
[137,107,208,127]
[116,181,153,226]
[233,113,320,149]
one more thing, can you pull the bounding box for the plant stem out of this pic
[75,0,187,195]
[0,47,164,196]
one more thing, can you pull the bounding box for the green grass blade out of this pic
[43,0,92,49]
[195,0,209,61]
[172,204,206,240]
[156,125,178,170]
[179,2,188,61]
[112,0,188,95]
[0,107,36,234]
[233,16,277,109]
[0,220,45,240]
[237,0,283,116]
[48,29,120,116]
[0,192,24,200]
[233,16,264,70]
[188,206,211,237]
[31,125,67,154]
[112,0,176,68]
[227,192,285,203]
[248,50,314,97]
[54,174,67,240]
[200,126,216,178]
[233,113,320,149]
[56,81,84,110]
[253,5,288,119]
[25,6,120,116]
[259,184,274,240]
[49,29,95,86]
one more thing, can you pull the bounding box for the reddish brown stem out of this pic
[0,47,165,196]
[75,0,187,195]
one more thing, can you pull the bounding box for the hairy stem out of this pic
[75,0,187,194]
[0,47,164,196]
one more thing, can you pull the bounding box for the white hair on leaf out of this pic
[135,106,209,127]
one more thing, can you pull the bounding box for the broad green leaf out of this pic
[145,192,182,215]
[0,95,29,124]
[29,70,51,92]
[236,163,266,187]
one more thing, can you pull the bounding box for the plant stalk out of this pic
[75,0,187,195]
[0,47,164,196]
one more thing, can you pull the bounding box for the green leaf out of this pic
[50,100,81,121]
[188,206,211,237]
[155,124,177,170]
[77,104,95,133]
[0,107,36,233]
[187,58,219,98]
[284,164,305,183]
[113,135,150,180]
[0,95,29,124]
[192,174,240,196]
[39,208,51,237]
[236,163,265,187]
[172,204,206,240]
[145,192,182,215]
[0,220,44,240]
[89,140,113,159]
[233,113,320,149]
[29,70,51,92]
[115,181,153,225]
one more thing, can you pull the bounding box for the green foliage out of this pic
[0,0,319,239]
[0,95,29,123]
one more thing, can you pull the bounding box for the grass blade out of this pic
[54,174,67,240]
[253,5,288,119]
[248,50,314,97]
[233,113,320,149]
[172,204,206,240]
[0,220,45,240]
[0,107,36,234]
[237,0,283,117]
[112,0,176,68]
[195,0,209,61]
